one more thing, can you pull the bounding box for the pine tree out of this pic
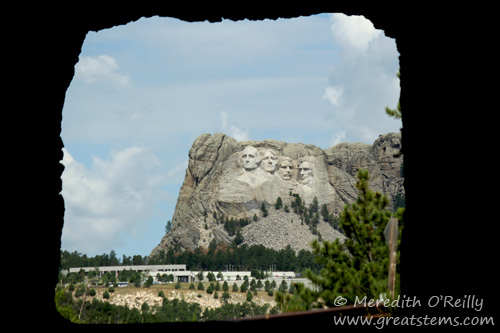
[275,196,283,210]
[385,70,401,119]
[234,230,244,245]
[277,169,403,310]
[385,99,401,119]
[222,292,231,302]
[321,204,330,222]
[165,220,172,233]
[310,197,319,214]
[206,283,214,294]
[261,202,268,217]
[240,280,249,293]
[246,291,253,302]
[385,69,403,157]
[278,280,288,294]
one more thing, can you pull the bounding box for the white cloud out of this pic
[60,146,166,255]
[323,86,343,107]
[329,13,381,54]
[324,13,401,144]
[75,54,131,88]
[329,131,346,147]
[219,111,249,141]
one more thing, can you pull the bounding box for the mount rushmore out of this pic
[149,132,404,256]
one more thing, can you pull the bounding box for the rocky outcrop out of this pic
[98,290,163,310]
[323,132,404,205]
[150,132,403,257]
[98,289,275,312]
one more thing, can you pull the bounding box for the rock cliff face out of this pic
[150,132,403,256]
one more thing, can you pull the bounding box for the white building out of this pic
[68,264,193,283]
[67,265,298,285]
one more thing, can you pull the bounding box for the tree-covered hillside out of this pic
[60,242,321,274]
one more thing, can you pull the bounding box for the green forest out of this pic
[60,241,321,275]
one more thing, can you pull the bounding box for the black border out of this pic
[12,3,498,329]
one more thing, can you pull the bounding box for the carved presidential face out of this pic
[261,150,278,173]
[279,158,293,180]
[241,146,260,170]
[299,162,313,184]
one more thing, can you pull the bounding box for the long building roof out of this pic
[68,264,186,274]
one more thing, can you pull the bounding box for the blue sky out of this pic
[60,13,401,258]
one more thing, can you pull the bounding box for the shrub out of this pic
[206,283,214,294]
[208,284,214,294]
[261,202,268,217]
[275,197,283,210]
[74,284,86,298]
[222,292,231,302]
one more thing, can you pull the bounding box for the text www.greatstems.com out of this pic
[333,315,495,328]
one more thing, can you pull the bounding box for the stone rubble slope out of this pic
[241,207,346,253]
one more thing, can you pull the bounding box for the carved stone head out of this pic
[241,146,261,170]
[261,149,278,173]
[299,161,313,184]
[278,157,294,181]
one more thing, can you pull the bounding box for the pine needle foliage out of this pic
[385,71,402,119]
[277,169,403,311]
